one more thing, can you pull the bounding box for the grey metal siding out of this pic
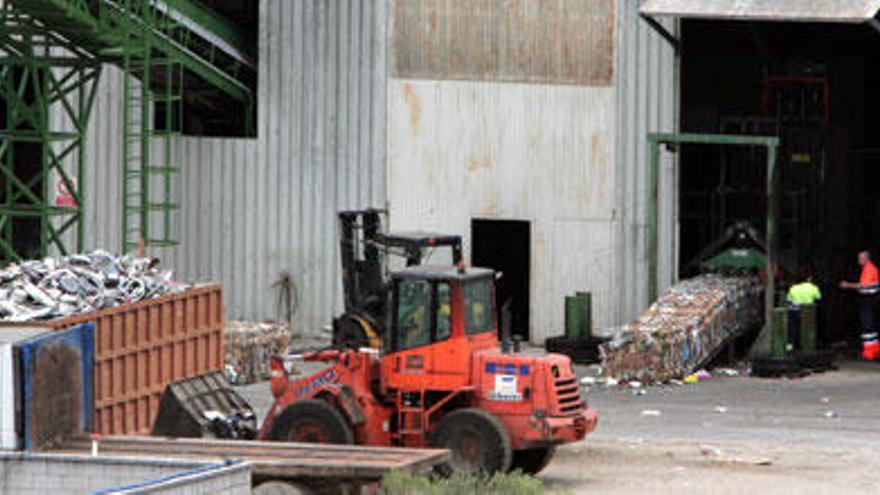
[69,0,387,333]
[614,0,677,323]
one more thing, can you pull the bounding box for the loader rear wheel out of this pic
[511,446,556,474]
[430,408,512,475]
[253,481,314,495]
[269,399,354,444]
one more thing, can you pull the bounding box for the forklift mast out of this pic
[338,210,384,313]
[338,210,464,315]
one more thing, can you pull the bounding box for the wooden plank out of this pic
[60,436,449,479]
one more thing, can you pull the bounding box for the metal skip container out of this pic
[38,284,225,436]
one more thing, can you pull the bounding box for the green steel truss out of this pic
[0,0,255,259]
[0,4,101,261]
[11,0,254,107]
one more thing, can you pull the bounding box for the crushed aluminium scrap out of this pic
[600,274,763,382]
[0,250,184,322]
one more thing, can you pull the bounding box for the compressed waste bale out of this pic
[0,250,185,322]
[600,274,763,383]
[224,321,292,384]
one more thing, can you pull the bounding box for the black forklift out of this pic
[333,209,463,348]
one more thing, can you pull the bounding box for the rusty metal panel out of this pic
[35,285,224,436]
[641,0,880,23]
[391,0,614,86]
[18,324,94,450]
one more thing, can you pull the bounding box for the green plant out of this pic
[380,469,544,495]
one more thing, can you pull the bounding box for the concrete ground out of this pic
[238,360,880,494]
[542,360,880,494]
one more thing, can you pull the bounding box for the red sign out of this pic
[55,178,77,207]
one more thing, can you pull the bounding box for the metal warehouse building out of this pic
[1,0,674,342]
[11,1,876,347]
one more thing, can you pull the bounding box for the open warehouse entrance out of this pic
[674,15,880,348]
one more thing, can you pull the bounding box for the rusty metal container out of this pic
[21,284,224,435]
[18,323,95,450]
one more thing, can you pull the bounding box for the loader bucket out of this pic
[151,370,257,439]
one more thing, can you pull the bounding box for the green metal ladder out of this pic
[120,0,181,253]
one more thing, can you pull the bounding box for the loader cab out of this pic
[382,265,498,390]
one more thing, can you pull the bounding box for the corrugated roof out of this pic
[640,0,880,23]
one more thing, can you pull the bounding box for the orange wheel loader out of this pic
[258,261,598,474]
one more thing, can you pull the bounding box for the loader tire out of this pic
[253,481,314,495]
[511,446,556,475]
[269,399,354,444]
[430,408,512,475]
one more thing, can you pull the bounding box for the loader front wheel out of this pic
[269,399,354,444]
[511,446,556,474]
[430,408,512,475]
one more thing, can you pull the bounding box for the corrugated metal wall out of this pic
[62,0,387,333]
[614,0,678,323]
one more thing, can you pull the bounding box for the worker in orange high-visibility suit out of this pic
[840,250,880,359]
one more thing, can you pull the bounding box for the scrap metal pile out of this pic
[0,251,184,322]
[600,274,763,383]
[224,321,292,384]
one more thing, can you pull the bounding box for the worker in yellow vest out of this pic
[787,276,822,306]
[787,273,821,354]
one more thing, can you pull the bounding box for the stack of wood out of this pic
[224,321,291,384]
[600,274,763,382]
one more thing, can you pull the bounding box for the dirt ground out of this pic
[239,359,880,494]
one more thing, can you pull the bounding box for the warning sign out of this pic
[55,178,77,207]
[488,374,522,402]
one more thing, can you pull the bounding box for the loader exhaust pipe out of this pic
[501,299,513,354]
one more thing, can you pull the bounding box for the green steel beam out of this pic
[12,0,253,104]
[649,132,779,148]
[157,0,255,65]
[110,3,251,104]
[647,132,780,356]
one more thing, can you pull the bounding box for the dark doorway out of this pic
[679,20,880,346]
[471,219,530,340]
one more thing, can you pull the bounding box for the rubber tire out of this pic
[511,446,556,475]
[253,481,314,495]
[268,399,354,444]
[430,408,512,475]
